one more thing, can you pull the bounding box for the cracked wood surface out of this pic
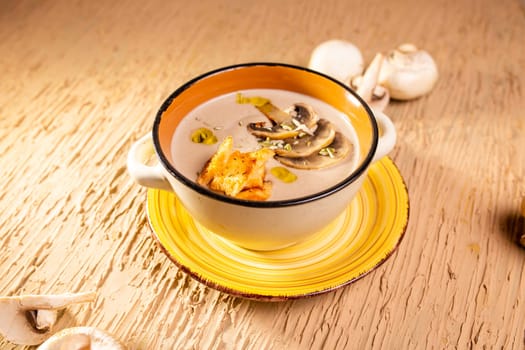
[0,0,524,348]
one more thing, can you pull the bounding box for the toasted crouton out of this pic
[197,136,274,200]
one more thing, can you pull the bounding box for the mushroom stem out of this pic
[369,85,390,113]
[17,291,97,310]
[356,53,384,102]
[351,53,390,112]
[26,309,58,333]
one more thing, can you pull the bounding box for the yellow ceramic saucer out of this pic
[147,157,409,301]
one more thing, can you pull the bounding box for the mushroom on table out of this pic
[377,43,439,100]
[308,40,439,111]
[308,39,364,85]
[37,326,126,350]
[0,291,96,346]
[351,53,390,112]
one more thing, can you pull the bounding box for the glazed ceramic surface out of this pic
[128,63,396,250]
[147,157,409,300]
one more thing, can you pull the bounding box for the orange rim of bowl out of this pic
[152,62,379,208]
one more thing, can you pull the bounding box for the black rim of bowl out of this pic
[152,62,379,208]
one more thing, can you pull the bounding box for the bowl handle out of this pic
[372,111,397,163]
[127,133,173,191]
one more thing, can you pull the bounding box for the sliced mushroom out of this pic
[26,309,57,333]
[275,132,352,169]
[243,93,351,168]
[247,102,319,140]
[0,291,96,345]
[283,103,320,130]
[247,122,300,140]
[274,119,335,158]
[37,326,126,350]
[236,92,291,125]
[253,99,292,125]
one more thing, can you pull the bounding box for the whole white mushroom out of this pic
[378,43,439,100]
[308,39,364,83]
[37,326,126,350]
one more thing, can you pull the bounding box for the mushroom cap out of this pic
[379,44,438,100]
[37,326,126,350]
[274,119,336,158]
[283,103,320,129]
[308,39,364,83]
[275,132,353,169]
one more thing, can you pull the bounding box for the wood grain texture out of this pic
[0,0,524,348]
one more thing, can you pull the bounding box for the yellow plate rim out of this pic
[147,157,409,301]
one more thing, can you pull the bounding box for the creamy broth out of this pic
[171,89,360,201]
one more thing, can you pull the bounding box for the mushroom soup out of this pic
[171,89,360,201]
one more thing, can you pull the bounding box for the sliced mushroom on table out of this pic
[0,291,96,346]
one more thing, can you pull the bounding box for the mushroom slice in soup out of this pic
[254,100,318,128]
[241,94,352,169]
[247,122,300,140]
[274,119,336,158]
[246,102,319,140]
[283,103,319,130]
[275,132,353,170]
[237,93,291,125]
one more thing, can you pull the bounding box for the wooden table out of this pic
[1,0,524,348]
